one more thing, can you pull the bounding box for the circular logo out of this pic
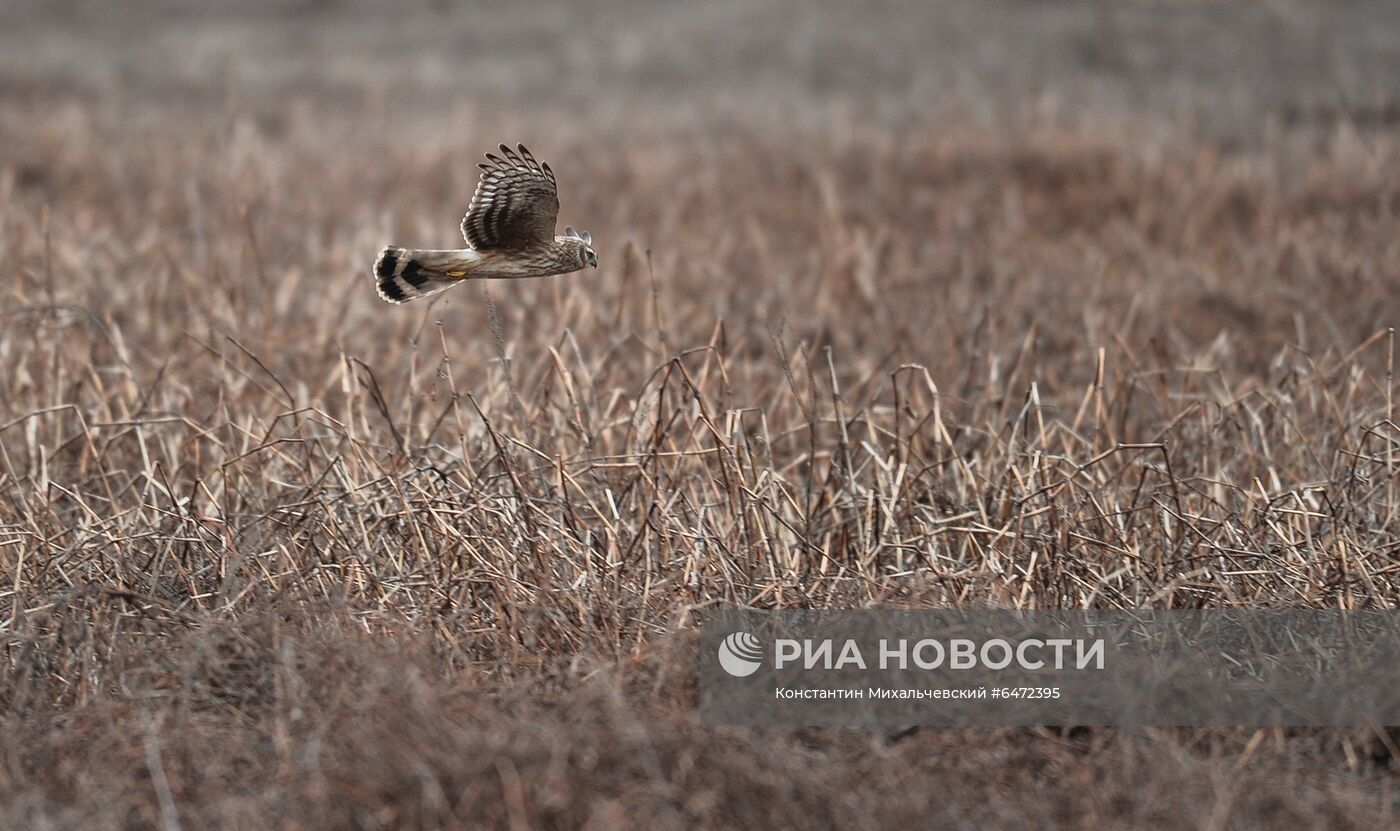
[718,631,764,677]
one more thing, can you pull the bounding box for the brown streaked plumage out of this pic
[373,143,597,304]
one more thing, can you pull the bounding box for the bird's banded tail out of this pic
[374,247,476,304]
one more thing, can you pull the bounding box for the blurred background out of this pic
[4,0,1400,140]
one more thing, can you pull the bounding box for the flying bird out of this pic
[374,143,597,303]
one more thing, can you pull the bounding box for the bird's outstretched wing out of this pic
[460,143,560,251]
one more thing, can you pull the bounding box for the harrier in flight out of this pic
[374,143,596,303]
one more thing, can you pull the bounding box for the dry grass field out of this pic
[4,1,1400,828]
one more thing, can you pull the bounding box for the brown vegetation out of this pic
[2,97,1399,826]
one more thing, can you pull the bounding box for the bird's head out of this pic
[562,226,598,269]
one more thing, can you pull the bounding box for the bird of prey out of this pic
[374,143,597,303]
